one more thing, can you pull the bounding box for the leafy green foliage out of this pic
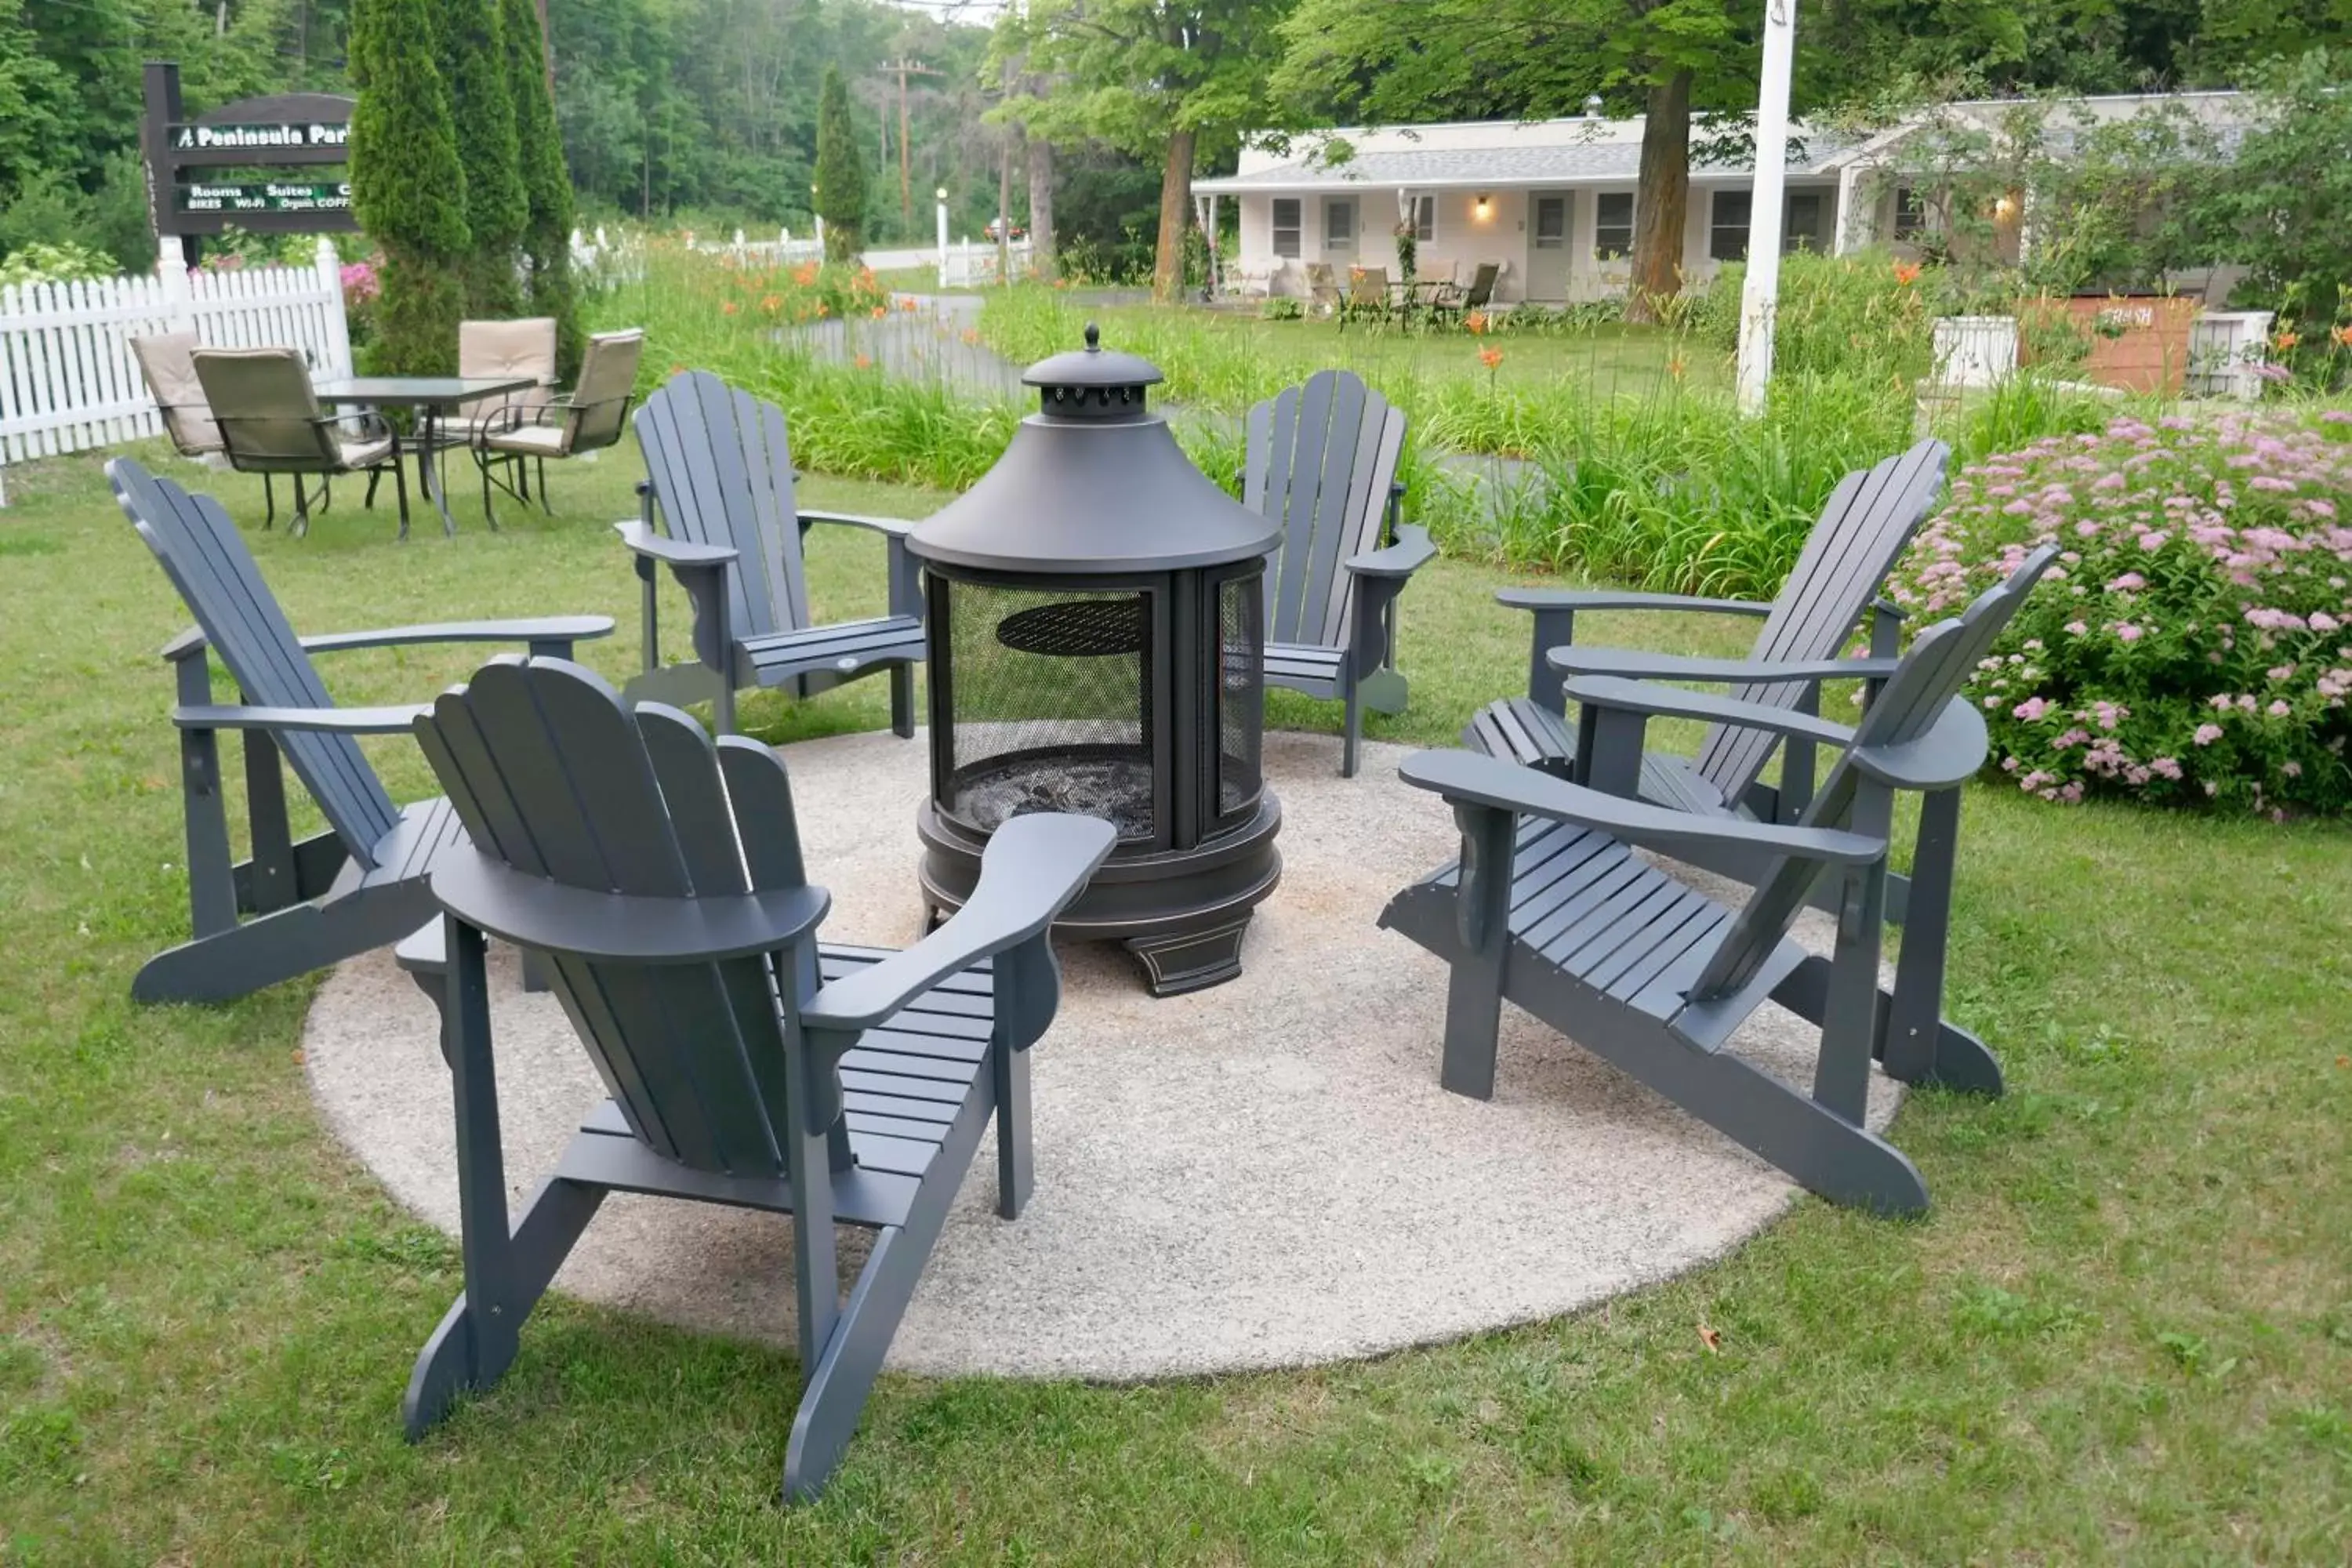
[438,0,528,316]
[350,0,468,372]
[814,65,866,263]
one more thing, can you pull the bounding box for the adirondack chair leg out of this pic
[1439,802,1516,1099]
[783,1054,997,1503]
[240,728,300,916]
[1525,608,1577,715]
[1882,788,2001,1094]
[890,665,916,739]
[790,1028,847,1381]
[1812,861,1890,1127]
[1341,684,1363,778]
[991,937,1058,1219]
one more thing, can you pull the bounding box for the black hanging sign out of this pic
[142,62,359,241]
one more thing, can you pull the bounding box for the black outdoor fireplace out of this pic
[906,325,1283,995]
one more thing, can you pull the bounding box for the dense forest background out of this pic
[0,0,1163,272]
[2,0,2347,281]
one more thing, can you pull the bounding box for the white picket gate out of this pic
[0,236,353,504]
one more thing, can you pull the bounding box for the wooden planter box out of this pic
[2018,296,2202,395]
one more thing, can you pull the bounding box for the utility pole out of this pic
[879,58,941,227]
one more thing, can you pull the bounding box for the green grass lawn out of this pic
[2,440,2349,1563]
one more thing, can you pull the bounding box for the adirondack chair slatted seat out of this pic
[623,370,925,735]
[108,457,612,1004]
[391,656,1113,1501]
[1381,547,2056,1215]
[1462,439,1949,899]
[1245,369,1435,776]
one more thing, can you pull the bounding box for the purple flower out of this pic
[2013,696,2051,721]
[2268,699,2292,717]
[2194,724,2223,746]
[2107,572,2147,592]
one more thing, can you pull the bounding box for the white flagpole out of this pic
[1736,0,1798,416]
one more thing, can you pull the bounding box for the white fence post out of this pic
[314,237,354,380]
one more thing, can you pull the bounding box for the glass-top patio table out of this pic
[312,374,537,539]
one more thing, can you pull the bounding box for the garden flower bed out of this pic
[1893,410,2352,815]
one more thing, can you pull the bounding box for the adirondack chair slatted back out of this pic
[1691,546,2060,1003]
[635,370,810,644]
[109,459,401,861]
[415,658,811,1176]
[1246,370,1406,648]
[1691,438,1951,802]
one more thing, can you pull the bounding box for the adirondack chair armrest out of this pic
[296,616,616,655]
[1344,524,1436,579]
[1547,647,1902,685]
[613,519,739,569]
[172,702,433,735]
[1494,587,1773,618]
[428,848,832,964]
[1399,749,1883,866]
[161,625,210,664]
[1846,698,1990,791]
[1560,676,1858,750]
[802,813,1116,1032]
[797,508,913,539]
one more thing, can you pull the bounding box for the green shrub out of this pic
[0,240,114,289]
[1695,249,1947,388]
[1890,409,2352,816]
[501,0,581,374]
[814,67,866,263]
[1259,296,1303,321]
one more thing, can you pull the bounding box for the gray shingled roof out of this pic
[1194,133,1859,194]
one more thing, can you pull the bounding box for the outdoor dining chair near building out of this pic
[193,345,406,535]
[470,328,644,526]
[129,332,225,466]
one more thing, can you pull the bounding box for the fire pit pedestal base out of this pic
[916,793,1283,996]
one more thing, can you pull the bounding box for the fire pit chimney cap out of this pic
[1022,323,1163,416]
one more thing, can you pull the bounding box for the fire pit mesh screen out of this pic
[942,581,1155,841]
[1217,574,1265,818]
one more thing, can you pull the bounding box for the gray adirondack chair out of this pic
[393,655,1114,1501]
[623,370,926,735]
[1381,546,2057,1215]
[1245,369,1435,776]
[1464,438,1949,901]
[107,457,612,1004]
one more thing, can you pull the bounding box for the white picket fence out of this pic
[0,236,353,505]
[940,238,1035,289]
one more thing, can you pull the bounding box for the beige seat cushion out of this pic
[460,318,557,419]
[479,423,567,456]
[337,435,394,469]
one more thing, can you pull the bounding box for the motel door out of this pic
[1526,192,1571,300]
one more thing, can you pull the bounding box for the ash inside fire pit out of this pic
[956,753,1155,839]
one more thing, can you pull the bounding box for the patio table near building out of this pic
[310,374,536,539]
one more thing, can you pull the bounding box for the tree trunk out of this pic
[1152,127,1196,305]
[1623,69,1693,325]
[1027,133,1057,281]
[998,138,1014,282]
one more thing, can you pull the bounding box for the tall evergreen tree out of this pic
[814,64,866,262]
[439,0,528,315]
[350,0,468,373]
[502,0,581,373]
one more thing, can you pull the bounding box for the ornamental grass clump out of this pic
[1892,411,2352,815]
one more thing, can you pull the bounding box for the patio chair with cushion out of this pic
[1339,266,1393,332]
[470,328,644,526]
[193,346,405,535]
[1432,262,1501,324]
[129,332,224,462]
[452,316,557,441]
[1304,263,1343,318]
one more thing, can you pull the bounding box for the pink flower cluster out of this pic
[339,259,381,304]
[1893,408,2352,815]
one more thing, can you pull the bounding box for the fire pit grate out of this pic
[953,752,1156,838]
[996,598,1146,658]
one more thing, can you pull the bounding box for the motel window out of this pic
[1708,190,1751,262]
[1412,194,1435,242]
[1893,186,1928,241]
[1272,198,1301,258]
[1324,197,1356,252]
[1593,192,1634,259]
[1782,191,1826,253]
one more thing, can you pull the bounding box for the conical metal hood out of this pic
[906,325,1279,575]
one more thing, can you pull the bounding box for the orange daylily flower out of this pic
[1667,354,1688,379]
[2276,329,2301,352]
[721,300,740,315]
[871,305,887,319]
[792,263,819,286]
[760,293,782,313]
[2331,325,2352,348]
[854,354,873,369]
[816,302,829,317]
[899,296,919,312]
[1893,261,1922,285]
[960,327,982,345]
[1465,311,1488,336]
[1478,347,1504,370]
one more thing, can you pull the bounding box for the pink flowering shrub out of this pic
[1891,411,2352,815]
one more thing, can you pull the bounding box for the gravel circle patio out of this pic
[303,728,1900,1380]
